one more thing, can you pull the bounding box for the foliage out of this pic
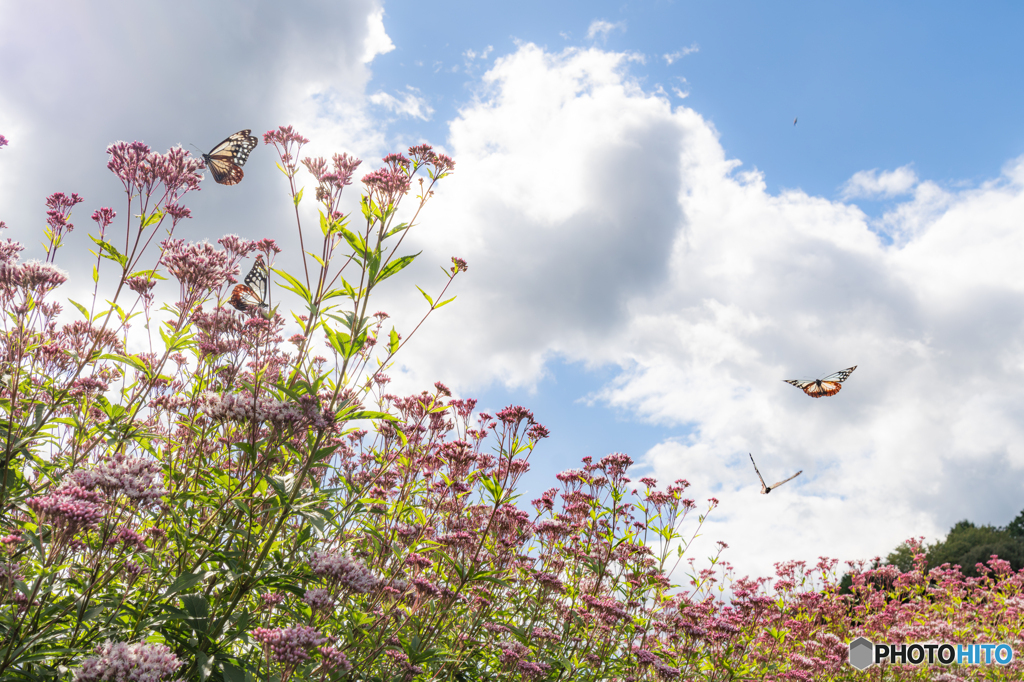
[886,513,1024,579]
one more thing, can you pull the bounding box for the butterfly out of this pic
[230,255,269,316]
[783,366,857,398]
[749,453,802,495]
[202,130,258,185]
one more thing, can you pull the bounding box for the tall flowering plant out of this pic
[0,128,713,682]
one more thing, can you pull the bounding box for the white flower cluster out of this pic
[75,640,182,682]
[198,392,304,427]
[71,453,167,505]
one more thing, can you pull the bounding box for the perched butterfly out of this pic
[202,130,258,185]
[783,366,857,398]
[749,453,802,495]
[230,255,269,316]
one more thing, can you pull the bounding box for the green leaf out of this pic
[97,353,149,374]
[389,328,400,354]
[435,294,457,309]
[417,286,434,306]
[274,268,311,302]
[163,572,207,597]
[89,234,128,267]
[340,225,370,260]
[293,187,304,206]
[68,299,91,320]
[222,661,246,682]
[197,651,214,682]
[376,252,420,285]
[141,208,164,229]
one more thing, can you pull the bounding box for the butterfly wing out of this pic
[783,378,819,397]
[804,381,842,398]
[202,130,258,185]
[821,366,857,383]
[769,470,802,490]
[230,256,269,315]
[749,453,769,493]
[243,255,268,303]
[229,284,261,313]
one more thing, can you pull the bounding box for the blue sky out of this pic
[374,1,1024,201]
[3,1,1024,579]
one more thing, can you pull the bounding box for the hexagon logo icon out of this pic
[849,637,875,670]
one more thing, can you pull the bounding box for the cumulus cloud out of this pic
[0,0,395,276]
[586,20,625,40]
[361,6,396,63]
[841,164,919,199]
[389,43,1024,579]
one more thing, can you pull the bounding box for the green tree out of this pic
[885,541,916,573]
[926,520,1024,576]
[1005,508,1024,540]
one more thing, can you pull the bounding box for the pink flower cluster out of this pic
[0,260,68,297]
[106,141,203,199]
[74,640,182,682]
[70,453,168,505]
[27,485,103,533]
[199,392,304,427]
[309,550,379,594]
[252,626,327,665]
[159,239,237,295]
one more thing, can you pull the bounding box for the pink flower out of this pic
[15,260,68,293]
[252,626,326,665]
[91,207,116,231]
[159,239,237,307]
[217,234,257,258]
[27,485,103,533]
[75,640,182,682]
[496,405,534,426]
[70,453,168,505]
[309,550,378,593]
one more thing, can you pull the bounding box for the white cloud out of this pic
[0,0,399,310]
[464,46,494,61]
[586,19,625,40]
[362,6,396,63]
[388,43,1024,579]
[369,88,434,120]
[663,43,699,65]
[841,164,919,199]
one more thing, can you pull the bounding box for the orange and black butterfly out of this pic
[783,366,857,398]
[230,256,269,316]
[202,130,258,185]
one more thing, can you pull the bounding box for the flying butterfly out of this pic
[783,365,857,398]
[230,255,269,317]
[749,453,802,495]
[202,129,258,185]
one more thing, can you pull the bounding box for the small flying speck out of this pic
[793,117,798,126]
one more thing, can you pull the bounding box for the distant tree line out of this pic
[884,509,1024,576]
